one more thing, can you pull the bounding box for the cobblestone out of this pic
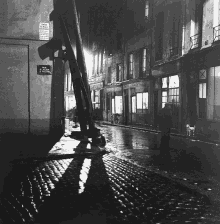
[0,151,217,223]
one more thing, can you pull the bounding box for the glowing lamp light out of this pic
[84,48,93,77]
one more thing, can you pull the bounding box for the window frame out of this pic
[145,0,149,18]
[129,53,134,79]
[136,92,148,113]
[155,11,164,61]
[107,66,112,84]
[140,48,147,77]
[131,95,136,113]
[161,75,180,108]
[198,69,207,119]
[116,63,122,82]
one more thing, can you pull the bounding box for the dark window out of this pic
[170,10,180,56]
[107,67,111,83]
[155,12,164,61]
[116,63,122,82]
[140,48,147,77]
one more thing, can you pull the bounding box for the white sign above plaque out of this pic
[39,22,50,40]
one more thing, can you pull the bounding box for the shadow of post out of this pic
[35,154,119,224]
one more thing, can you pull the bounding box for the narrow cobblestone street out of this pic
[0,125,220,223]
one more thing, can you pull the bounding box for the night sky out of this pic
[75,0,124,51]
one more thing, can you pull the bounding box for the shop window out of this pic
[162,91,167,108]
[207,67,220,120]
[132,96,136,113]
[137,92,148,113]
[115,96,123,113]
[162,77,168,88]
[162,75,179,108]
[112,98,115,114]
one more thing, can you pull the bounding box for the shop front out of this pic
[90,81,104,121]
[105,86,123,123]
[124,81,150,126]
[152,59,182,132]
[182,47,220,141]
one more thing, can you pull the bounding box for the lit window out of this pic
[112,98,115,114]
[99,53,102,73]
[137,92,148,112]
[162,77,168,88]
[129,53,134,78]
[143,92,148,109]
[199,83,206,98]
[137,93,143,109]
[145,1,149,18]
[94,54,98,74]
[115,96,122,113]
[103,50,105,71]
[162,91,167,108]
[142,48,147,72]
[132,96,136,113]
[169,75,179,88]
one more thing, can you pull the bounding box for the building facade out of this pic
[0,0,59,136]
[0,0,80,136]
[181,0,220,141]
[88,0,220,141]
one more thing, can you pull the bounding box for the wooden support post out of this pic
[59,15,88,135]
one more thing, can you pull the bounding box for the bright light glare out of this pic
[84,49,93,77]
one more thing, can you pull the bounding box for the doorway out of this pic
[0,44,29,134]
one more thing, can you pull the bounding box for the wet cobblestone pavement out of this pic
[0,152,218,223]
[0,125,220,223]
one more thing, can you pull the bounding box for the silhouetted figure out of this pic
[158,103,172,150]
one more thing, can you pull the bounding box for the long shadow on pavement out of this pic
[0,151,213,223]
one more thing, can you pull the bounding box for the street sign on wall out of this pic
[37,65,52,75]
[39,22,50,40]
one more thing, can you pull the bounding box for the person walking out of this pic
[158,103,172,150]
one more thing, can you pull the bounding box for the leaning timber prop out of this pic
[59,0,106,146]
